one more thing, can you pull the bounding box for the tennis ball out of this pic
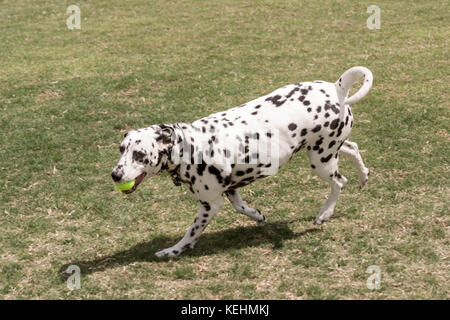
[116,179,135,191]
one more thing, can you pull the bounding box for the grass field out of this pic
[0,0,448,299]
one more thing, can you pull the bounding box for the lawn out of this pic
[0,0,448,299]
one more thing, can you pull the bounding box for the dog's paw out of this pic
[314,218,323,225]
[255,209,266,226]
[314,212,332,225]
[256,211,266,226]
[155,247,180,258]
[359,168,370,188]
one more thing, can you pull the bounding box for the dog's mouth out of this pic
[122,172,147,194]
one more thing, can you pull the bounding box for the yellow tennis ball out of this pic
[116,179,135,191]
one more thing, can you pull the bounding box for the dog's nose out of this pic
[111,171,122,182]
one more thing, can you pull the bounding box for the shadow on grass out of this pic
[59,218,320,281]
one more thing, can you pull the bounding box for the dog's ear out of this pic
[156,125,174,149]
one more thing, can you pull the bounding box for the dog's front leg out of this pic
[155,196,224,258]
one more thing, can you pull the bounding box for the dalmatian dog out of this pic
[111,66,373,258]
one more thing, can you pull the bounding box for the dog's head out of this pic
[111,125,174,194]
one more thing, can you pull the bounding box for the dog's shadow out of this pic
[59,218,320,281]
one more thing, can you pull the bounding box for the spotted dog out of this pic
[111,66,373,258]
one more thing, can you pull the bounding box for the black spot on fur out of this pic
[197,161,207,176]
[208,166,223,184]
[265,95,286,107]
[315,137,324,146]
[331,104,340,114]
[336,121,345,137]
[330,119,340,130]
[224,174,232,186]
[321,154,333,163]
[223,149,231,158]
[286,87,299,98]
[200,201,211,211]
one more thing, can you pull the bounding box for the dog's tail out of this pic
[336,66,373,108]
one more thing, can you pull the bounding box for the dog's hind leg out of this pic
[307,149,347,225]
[155,196,224,258]
[225,189,266,226]
[339,140,369,188]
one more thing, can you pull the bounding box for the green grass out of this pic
[0,0,449,299]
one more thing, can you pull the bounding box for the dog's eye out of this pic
[119,146,125,154]
[133,151,146,162]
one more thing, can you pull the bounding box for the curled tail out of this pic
[336,66,373,106]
